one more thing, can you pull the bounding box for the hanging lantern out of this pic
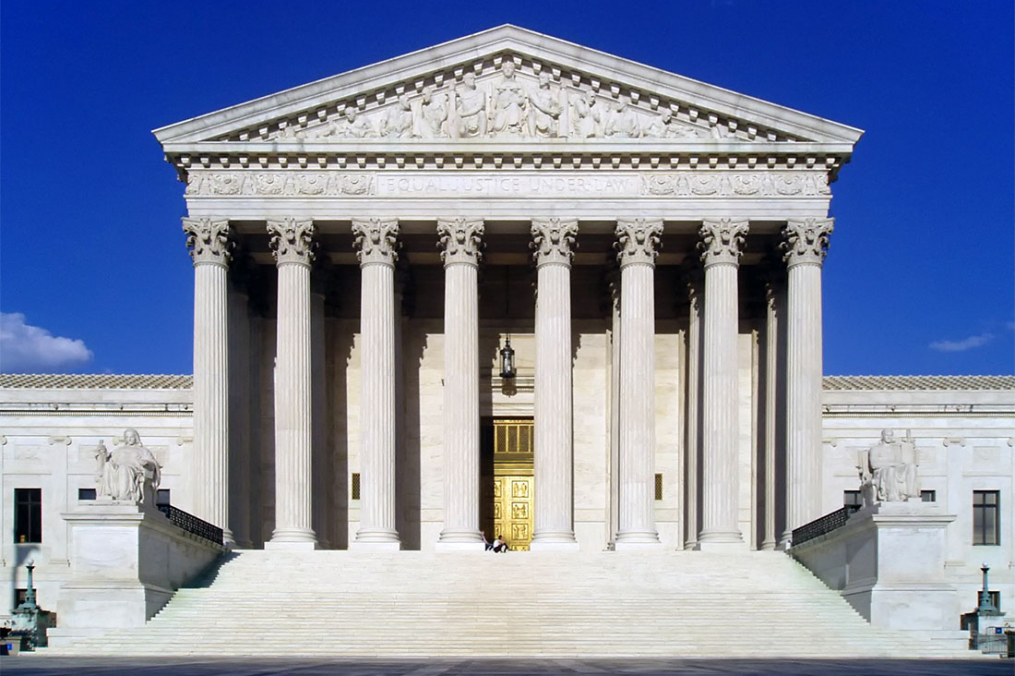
[499,336,516,379]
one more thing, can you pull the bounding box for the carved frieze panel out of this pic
[220,55,790,145]
[185,170,832,199]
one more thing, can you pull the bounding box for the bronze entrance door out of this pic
[481,419,534,551]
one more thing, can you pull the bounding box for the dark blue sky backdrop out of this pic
[2,1,1012,375]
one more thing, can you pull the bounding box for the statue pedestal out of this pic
[50,502,226,643]
[793,501,957,632]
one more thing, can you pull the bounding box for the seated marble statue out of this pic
[94,429,162,505]
[859,429,919,504]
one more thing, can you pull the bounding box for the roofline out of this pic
[153,24,863,147]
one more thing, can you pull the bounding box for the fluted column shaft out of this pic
[683,268,703,549]
[266,218,317,548]
[782,218,833,544]
[353,218,401,549]
[698,218,748,549]
[615,218,663,549]
[183,218,233,544]
[761,276,782,550]
[531,218,579,550]
[437,218,484,549]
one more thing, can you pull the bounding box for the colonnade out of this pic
[183,215,833,550]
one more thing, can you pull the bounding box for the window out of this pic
[14,589,27,608]
[78,488,96,501]
[654,474,663,501]
[843,490,863,507]
[351,473,361,500]
[920,490,936,502]
[973,490,1000,545]
[14,488,42,543]
[156,489,171,506]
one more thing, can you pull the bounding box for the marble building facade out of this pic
[1,26,1012,627]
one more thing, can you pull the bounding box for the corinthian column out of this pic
[531,217,580,551]
[183,217,233,544]
[266,218,317,549]
[352,218,401,550]
[761,267,785,551]
[436,217,485,550]
[698,218,748,550]
[781,218,833,545]
[614,218,664,550]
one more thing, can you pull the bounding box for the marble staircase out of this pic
[43,550,976,658]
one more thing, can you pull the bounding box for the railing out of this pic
[792,504,861,546]
[156,503,224,546]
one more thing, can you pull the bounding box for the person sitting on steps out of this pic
[492,534,508,553]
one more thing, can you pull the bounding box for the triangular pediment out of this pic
[154,25,862,150]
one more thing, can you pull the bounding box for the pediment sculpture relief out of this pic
[93,428,162,505]
[256,60,749,144]
[856,429,920,506]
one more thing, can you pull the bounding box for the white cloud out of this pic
[0,312,93,372]
[929,332,995,353]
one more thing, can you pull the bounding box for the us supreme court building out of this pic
[2,26,1012,646]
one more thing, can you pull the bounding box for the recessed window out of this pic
[920,490,936,502]
[14,589,27,608]
[843,490,863,507]
[979,590,1001,611]
[973,490,1000,545]
[351,473,361,501]
[654,474,663,501]
[156,489,171,506]
[78,488,96,501]
[14,488,42,543]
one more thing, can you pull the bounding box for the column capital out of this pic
[437,217,485,267]
[183,217,233,266]
[531,217,578,267]
[615,218,662,268]
[782,218,834,267]
[699,218,748,268]
[267,218,316,267]
[353,218,399,267]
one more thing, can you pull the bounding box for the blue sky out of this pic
[1,0,1012,376]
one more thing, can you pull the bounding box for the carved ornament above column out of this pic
[352,218,400,267]
[267,218,316,267]
[615,218,663,268]
[182,218,233,266]
[782,218,834,267]
[437,217,485,267]
[699,218,748,268]
[531,217,578,267]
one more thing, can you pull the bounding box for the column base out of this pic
[530,537,580,552]
[351,529,401,551]
[614,530,663,551]
[266,528,318,550]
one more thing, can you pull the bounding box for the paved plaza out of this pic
[1,657,1011,675]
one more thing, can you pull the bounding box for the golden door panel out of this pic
[482,419,535,551]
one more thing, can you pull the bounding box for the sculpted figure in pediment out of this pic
[491,61,527,137]
[605,100,641,138]
[312,107,377,140]
[528,72,562,138]
[451,72,487,139]
[381,94,414,139]
[644,110,707,139]
[570,90,602,139]
[417,86,448,139]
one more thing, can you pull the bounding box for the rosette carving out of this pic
[352,218,400,267]
[182,217,233,266]
[437,218,484,266]
[699,218,749,268]
[531,217,578,267]
[782,218,834,267]
[267,218,316,266]
[615,218,663,267]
